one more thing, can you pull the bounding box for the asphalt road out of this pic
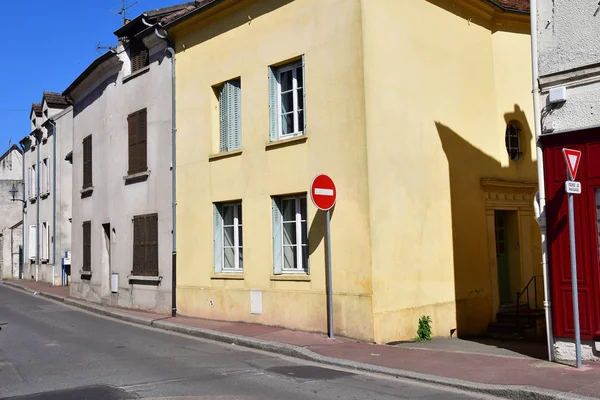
[0,285,497,400]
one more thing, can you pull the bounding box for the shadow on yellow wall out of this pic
[436,104,537,337]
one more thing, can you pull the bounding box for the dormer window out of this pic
[130,39,149,73]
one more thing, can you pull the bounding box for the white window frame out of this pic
[280,196,308,272]
[277,61,304,139]
[217,202,243,271]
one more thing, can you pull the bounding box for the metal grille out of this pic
[128,109,148,175]
[505,123,521,161]
[82,221,91,272]
[82,135,92,188]
[132,214,159,277]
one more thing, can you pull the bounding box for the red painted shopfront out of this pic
[543,128,600,340]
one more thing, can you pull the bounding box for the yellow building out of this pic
[167,0,540,343]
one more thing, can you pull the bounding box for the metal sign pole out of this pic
[567,180,582,368]
[325,209,334,339]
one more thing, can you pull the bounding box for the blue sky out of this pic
[1,0,183,148]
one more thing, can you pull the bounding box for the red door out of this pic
[543,129,600,340]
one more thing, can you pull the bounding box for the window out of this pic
[213,202,243,272]
[269,57,305,141]
[83,135,92,189]
[42,222,49,261]
[133,214,159,277]
[30,164,37,198]
[28,167,32,199]
[218,79,242,152]
[127,109,148,175]
[82,221,91,272]
[28,225,36,260]
[130,39,149,73]
[505,122,522,161]
[272,195,308,273]
[42,158,49,194]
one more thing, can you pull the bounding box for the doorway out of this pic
[494,210,521,306]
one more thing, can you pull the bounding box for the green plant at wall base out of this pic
[416,315,432,341]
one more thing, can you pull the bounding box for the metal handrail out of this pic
[515,275,543,330]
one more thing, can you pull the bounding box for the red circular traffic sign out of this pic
[311,174,336,211]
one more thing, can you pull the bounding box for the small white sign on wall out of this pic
[250,290,262,315]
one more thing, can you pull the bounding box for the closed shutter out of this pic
[82,221,91,271]
[272,198,283,275]
[128,109,147,175]
[268,66,279,141]
[219,84,229,152]
[28,225,36,260]
[213,204,223,273]
[83,135,92,188]
[301,55,306,133]
[130,40,149,73]
[28,167,31,198]
[42,222,49,261]
[229,79,242,151]
[133,214,159,276]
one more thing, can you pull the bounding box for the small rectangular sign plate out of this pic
[565,181,582,194]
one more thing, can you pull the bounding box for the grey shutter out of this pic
[301,55,306,133]
[219,84,228,152]
[229,79,242,151]
[272,198,282,275]
[268,66,279,141]
[213,204,223,273]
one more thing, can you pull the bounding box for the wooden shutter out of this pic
[130,40,149,73]
[268,67,279,141]
[213,204,223,273]
[82,221,91,271]
[301,55,306,133]
[28,225,36,259]
[128,109,147,175]
[133,214,158,277]
[83,135,92,188]
[229,79,242,151]
[272,198,283,275]
[219,84,229,152]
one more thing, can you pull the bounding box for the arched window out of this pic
[505,122,522,161]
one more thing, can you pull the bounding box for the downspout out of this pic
[48,119,57,285]
[35,130,40,282]
[530,0,555,362]
[18,143,26,280]
[144,16,177,317]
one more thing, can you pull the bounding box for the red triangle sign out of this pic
[563,148,582,181]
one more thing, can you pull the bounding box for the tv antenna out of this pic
[111,0,138,25]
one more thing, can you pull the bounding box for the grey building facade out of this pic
[20,93,73,285]
[65,7,178,313]
[0,145,23,280]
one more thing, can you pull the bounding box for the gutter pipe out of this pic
[143,15,177,317]
[18,142,26,279]
[48,119,57,285]
[530,0,555,361]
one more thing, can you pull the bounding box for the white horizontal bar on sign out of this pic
[315,188,334,196]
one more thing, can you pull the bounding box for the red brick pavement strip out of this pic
[3,279,600,399]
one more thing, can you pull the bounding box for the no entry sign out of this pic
[311,174,336,211]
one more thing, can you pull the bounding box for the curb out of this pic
[1,280,593,400]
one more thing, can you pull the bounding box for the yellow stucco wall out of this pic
[172,0,375,341]
[360,0,538,342]
[173,0,539,343]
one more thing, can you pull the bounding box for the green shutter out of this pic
[272,198,282,275]
[229,79,242,151]
[301,55,306,133]
[219,84,228,153]
[268,66,279,141]
[214,204,223,273]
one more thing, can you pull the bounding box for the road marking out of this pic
[314,188,334,196]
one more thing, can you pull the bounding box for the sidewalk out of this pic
[3,279,600,400]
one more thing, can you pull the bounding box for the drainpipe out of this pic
[35,130,40,282]
[18,142,26,279]
[530,0,555,362]
[48,119,57,285]
[144,16,177,317]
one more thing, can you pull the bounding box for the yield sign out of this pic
[563,148,582,181]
